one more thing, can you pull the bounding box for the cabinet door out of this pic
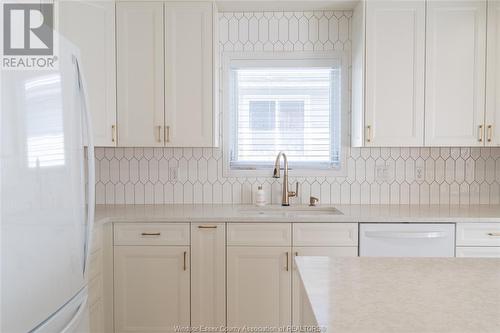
[365,0,425,146]
[58,1,116,146]
[486,0,500,145]
[116,2,165,147]
[164,2,213,147]
[191,223,226,328]
[227,247,291,328]
[425,1,487,146]
[114,246,189,333]
[292,247,357,326]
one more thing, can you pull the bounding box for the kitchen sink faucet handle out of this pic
[309,196,319,207]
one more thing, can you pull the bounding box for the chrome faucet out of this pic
[273,152,298,206]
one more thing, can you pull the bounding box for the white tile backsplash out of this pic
[95,10,500,205]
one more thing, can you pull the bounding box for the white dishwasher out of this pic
[360,223,455,257]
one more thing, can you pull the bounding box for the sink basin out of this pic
[238,206,343,217]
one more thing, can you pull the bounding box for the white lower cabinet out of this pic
[292,247,357,326]
[111,222,360,332]
[114,246,190,333]
[191,223,226,328]
[456,223,500,258]
[227,246,292,328]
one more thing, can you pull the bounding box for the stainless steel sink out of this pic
[238,206,343,217]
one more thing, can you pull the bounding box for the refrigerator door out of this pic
[34,286,89,333]
[1,38,94,332]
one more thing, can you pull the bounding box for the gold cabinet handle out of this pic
[285,252,289,271]
[111,125,116,143]
[487,125,493,143]
[366,125,371,143]
[198,225,217,229]
[478,125,484,142]
[487,232,500,237]
[183,251,187,271]
[141,232,161,236]
[156,126,162,143]
[165,126,170,143]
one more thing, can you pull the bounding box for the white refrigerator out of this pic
[1,37,95,333]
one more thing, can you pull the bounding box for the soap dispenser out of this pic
[255,185,267,207]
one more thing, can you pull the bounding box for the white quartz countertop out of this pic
[95,204,500,224]
[295,257,500,333]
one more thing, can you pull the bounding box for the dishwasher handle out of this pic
[363,231,446,239]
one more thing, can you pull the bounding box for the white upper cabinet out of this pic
[164,2,214,147]
[486,0,500,146]
[58,0,116,146]
[116,2,165,147]
[364,0,425,146]
[425,0,487,146]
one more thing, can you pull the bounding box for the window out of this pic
[225,54,345,174]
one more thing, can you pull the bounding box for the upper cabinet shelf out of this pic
[352,0,498,148]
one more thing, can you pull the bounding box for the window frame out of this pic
[222,52,348,177]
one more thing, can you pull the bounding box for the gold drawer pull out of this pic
[487,125,493,142]
[183,251,187,271]
[111,125,116,143]
[141,232,161,236]
[198,225,217,229]
[478,125,484,142]
[487,232,500,237]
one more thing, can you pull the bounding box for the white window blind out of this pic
[229,64,341,170]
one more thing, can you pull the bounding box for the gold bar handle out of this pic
[478,125,484,142]
[285,252,289,271]
[111,125,116,143]
[165,126,170,143]
[183,251,187,271]
[198,225,217,229]
[141,232,161,236]
[156,126,162,143]
[487,125,493,143]
[487,232,500,237]
[366,125,371,143]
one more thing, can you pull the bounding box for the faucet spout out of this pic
[273,152,296,206]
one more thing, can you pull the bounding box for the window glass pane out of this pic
[231,66,340,169]
[249,101,276,131]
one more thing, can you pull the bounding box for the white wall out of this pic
[95,10,500,205]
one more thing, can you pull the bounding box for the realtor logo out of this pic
[2,3,57,69]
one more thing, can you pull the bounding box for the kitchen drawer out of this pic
[456,247,500,258]
[114,223,190,246]
[456,223,500,246]
[227,223,291,246]
[293,223,358,246]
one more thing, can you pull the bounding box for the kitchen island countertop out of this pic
[295,256,500,333]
